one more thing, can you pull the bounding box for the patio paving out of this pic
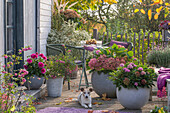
[34,70,167,113]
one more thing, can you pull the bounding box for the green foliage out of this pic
[46,49,77,79]
[150,106,168,113]
[0,47,36,113]
[147,46,170,67]
[99,30,162,64]
[48,21,91,46]
[109,62,157,90]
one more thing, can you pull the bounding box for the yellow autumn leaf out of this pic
[140,9,145,14]
[156,6,163,13]
[153,0,163,4]
[154,13,158,20]
[148,9,152,20]
[134,9,139,13]
[56,102,62,105]
[165,3,169,6]
[10,105,15,111]
[139,0,142,3]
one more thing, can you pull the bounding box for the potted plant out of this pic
[46,56,65,97]
[147,46,170,68]
[88,44,133,98]
[159,20,170,41]
[24,53,47,90]
[46,50,77,97]
[109,61,157,109]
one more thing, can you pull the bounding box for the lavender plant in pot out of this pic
[109,61,157,109]
[88,44,133,98]
[24,53,47,90]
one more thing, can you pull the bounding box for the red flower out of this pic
[41,68,46,74]
[24,65,28,70]
[141,79,147,85]
[27,58,32,64]
[38,62,44,68]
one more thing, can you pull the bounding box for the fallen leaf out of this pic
[88,110,94,113]
[56,102,62,105]
[148,9,152,20]
[68,98,73,100]
[140,9,145,14]
[64,100,72,103]
[92,102,98,105]
[134,9,139,13]
[102,110,109,112]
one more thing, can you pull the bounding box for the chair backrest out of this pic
[46,44,65,56]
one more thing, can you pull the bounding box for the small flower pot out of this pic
[117,86,150,109]
[91,72,116,98]
[47,77,64,97]
[24,75,44,90]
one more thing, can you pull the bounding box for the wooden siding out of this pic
[39,0,52,55]
[24,0,36,58]
[0,1,4,63]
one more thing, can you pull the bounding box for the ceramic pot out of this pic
[24,75,44,90]
[117,86,150,109]
[91,72,116,98]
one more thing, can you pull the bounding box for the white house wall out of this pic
[24,0,36,58]
[0,1,4,65]
[40,0,52,55]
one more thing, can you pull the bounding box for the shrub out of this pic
[147,46,170,68]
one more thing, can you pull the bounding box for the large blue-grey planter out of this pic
[117,87,150,109]
[24,75,44,90]
[91,72,116,98]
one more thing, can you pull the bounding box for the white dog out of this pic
[78,88,93,109]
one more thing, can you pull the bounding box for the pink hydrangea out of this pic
[27,58,32,64]
[138,67,143,71]
[127,64,133,69]
[120,63,124,67]
[38,62,44,68]
[41,68,46,74]
[141,71,146,75]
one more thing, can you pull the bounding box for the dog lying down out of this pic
[78,88,93,109]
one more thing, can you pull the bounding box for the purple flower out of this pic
[127,64,133,69]
[38,62,44,68]
[138,67,143,71]
[120,63,124,67]
[27,58,32,64]
[134,58,137,61]
[41,68,46,74]
[134,82,138,86]
[24,65,28,70]
[133,64,137,67]
[123,68,130,72]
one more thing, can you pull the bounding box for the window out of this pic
[5,0,15,55]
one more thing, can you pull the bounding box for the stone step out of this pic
[16,84,46,109]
